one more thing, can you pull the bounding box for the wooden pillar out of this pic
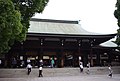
[108,51,112,64]
[20,42,24,60]
[57,39,64,68]
[61,52,64,67]
[56,50,60,67]
[20,42,27,67]
[78,40,81,56]
[72,53,76,67]
[57,49,64,68]
[89,40,94,67]
[39,48,43,60]
[83,53,88,67]
[77,40,82,67]
[39,38,44,60]
[96,51,101,66]
[90,48,93,66]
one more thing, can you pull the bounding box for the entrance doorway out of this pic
[42,51,57,68]
[64,50,75,67]
[27,56,38,67]
[64,54,73,67]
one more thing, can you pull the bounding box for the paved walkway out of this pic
[0,66,120,81]
[0,66,120,78]
[0,74,120,81]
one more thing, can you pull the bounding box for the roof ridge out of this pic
[30,18,79,24]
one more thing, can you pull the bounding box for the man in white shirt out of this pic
[27,63,32,75]
[108,65,113,77]
[79,61,83,72]
[38,65,43,77]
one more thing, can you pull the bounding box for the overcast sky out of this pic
[33,0,118,34]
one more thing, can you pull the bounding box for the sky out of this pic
[33,0,118,34]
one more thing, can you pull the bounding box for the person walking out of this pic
[86,62,90,74]
[26,63,32,75]
[51,57,54,68]
[79,61,83,72]
[108,65,113,77]
[38,65,43,77]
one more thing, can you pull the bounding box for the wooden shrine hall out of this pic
[3,18,119,68]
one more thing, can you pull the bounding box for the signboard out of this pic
[43,56,50,59]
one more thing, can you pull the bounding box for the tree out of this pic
[0,0,22,54]
[0,0,49,54]
[114,0,120,46]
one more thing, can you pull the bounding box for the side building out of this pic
[1,18,120,68]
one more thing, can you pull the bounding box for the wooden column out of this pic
[90,40,94,66]
[57,39,64,68]
[61,39,64,67]
[57,49,64,68]
[90,48,93,66]
[78,40,82,66]
[40,48,43,60]
[108,50,112,64]
[20,42,25,60]
[83,53,88,67]
[39,38,44,60]
[20,42,27,67]
[78,40,81,56]
[96,51,101,66]
[61,49,64,67]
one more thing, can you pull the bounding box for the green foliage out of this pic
[0,0,22,53]
[0,0,49,54]
[114,0,120,46]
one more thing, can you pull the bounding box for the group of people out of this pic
[79,61,90,74]
[26,58,56,77]
[79,60,113,77]
[26,58,113,78]
[26,59,43,77]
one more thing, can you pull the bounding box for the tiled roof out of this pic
[100,40,118,47]
[28,18,106,35]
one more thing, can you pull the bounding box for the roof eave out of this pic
[27,32,116,39]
